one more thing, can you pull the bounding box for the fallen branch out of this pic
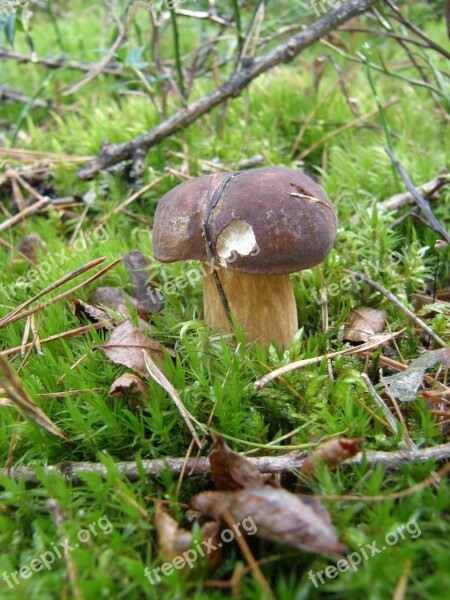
[2,443,449,483]
[0,86,56,109]
[0,46,124,76]
[343,269,447,347]
[77,0,378,179]
[385,148,450,244]
[379,170,449,211]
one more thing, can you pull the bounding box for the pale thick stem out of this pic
[202,265,298,348]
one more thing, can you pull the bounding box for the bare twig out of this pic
[0,46,124,76]
[254,331,405,390]
[77,0,379,179]
[385,148,450,243]
[0,86,56,109]
[3,443,450,483]
[63,0,134,96]
[343,269,446,348]
[379,171,449,211]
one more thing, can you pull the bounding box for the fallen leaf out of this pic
[208,434,273,490]
[343,307,386,343]
[154,504,220,563]
[108,373,148,407]
[0,356,67,440]
[89,286,140,316]
[300,438,364,476]
[16,232,47,262]
[121,251,162,315]
[383,347,450,402]
[69,298,113,327]
[93,319,173,373]
[191,486,345,555]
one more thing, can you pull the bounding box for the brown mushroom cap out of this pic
[152,166,337,275]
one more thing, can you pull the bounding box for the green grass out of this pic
[0,1,449,599]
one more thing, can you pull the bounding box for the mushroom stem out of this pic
[202,264,298,348]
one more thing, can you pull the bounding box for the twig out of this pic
[0,258,121,328]
[63,0,134,96]
[385,148,450,243]
[385,0,450,61]
[379,171,448,211]
[0,257,106,328]
[343,269,446,348]
[3,443,450,483]
[296,100,397,160]
[0,86,56,109]
[0,322,105,357]
[254,331,405,390]
[77,0,379,179]
[0,46,124,76]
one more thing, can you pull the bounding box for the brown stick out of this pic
[77,0,378,179]
[0,46,125,76]
[379,171,448,211]
[3,443,450,483]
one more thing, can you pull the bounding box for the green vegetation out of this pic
[0,1,449,599]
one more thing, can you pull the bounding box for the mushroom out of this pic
[152,166,337,348]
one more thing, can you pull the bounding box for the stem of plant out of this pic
[169,6,186,98]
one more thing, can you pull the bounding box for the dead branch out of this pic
[2,443,449,484]
[379,170,449,211]
[0,86,56,109]
[77,0,378,180]
[385,148,450,244]
[0,46,124,76]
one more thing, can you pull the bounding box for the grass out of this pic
[0,1,449,599]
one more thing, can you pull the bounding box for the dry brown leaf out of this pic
[108,373,148,407]
[69,298,113,327]
[89,286,139,316]
[154,504,220,564]
[121,251,162,315]
[0,355,67,440]
[300,438,365,476]
[383,347,450,402]
[191,486,345,555]
[93,319,173,373]
[16,232,47,262]
[208,434,274,490]
[343,307,386,343]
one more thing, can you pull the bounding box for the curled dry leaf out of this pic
[343,307,386,343]
[69,298,113,327]
[0,355,67,440]
[16,232,47,262]
[300,438,365,476]
[191,486,345,555]
[93,319,173,374]
[383,347,450,402]
[208,434,268,490]
[108,373,148,408]
[154,504,220,564]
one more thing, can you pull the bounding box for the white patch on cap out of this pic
[216,219,257,266]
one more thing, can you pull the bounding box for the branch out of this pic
[379,170,449,211]
[2,443,449,483]
[0,46,124,76]
[0,85,56,109]
[77,0,379,180]
[385,148,450,244]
